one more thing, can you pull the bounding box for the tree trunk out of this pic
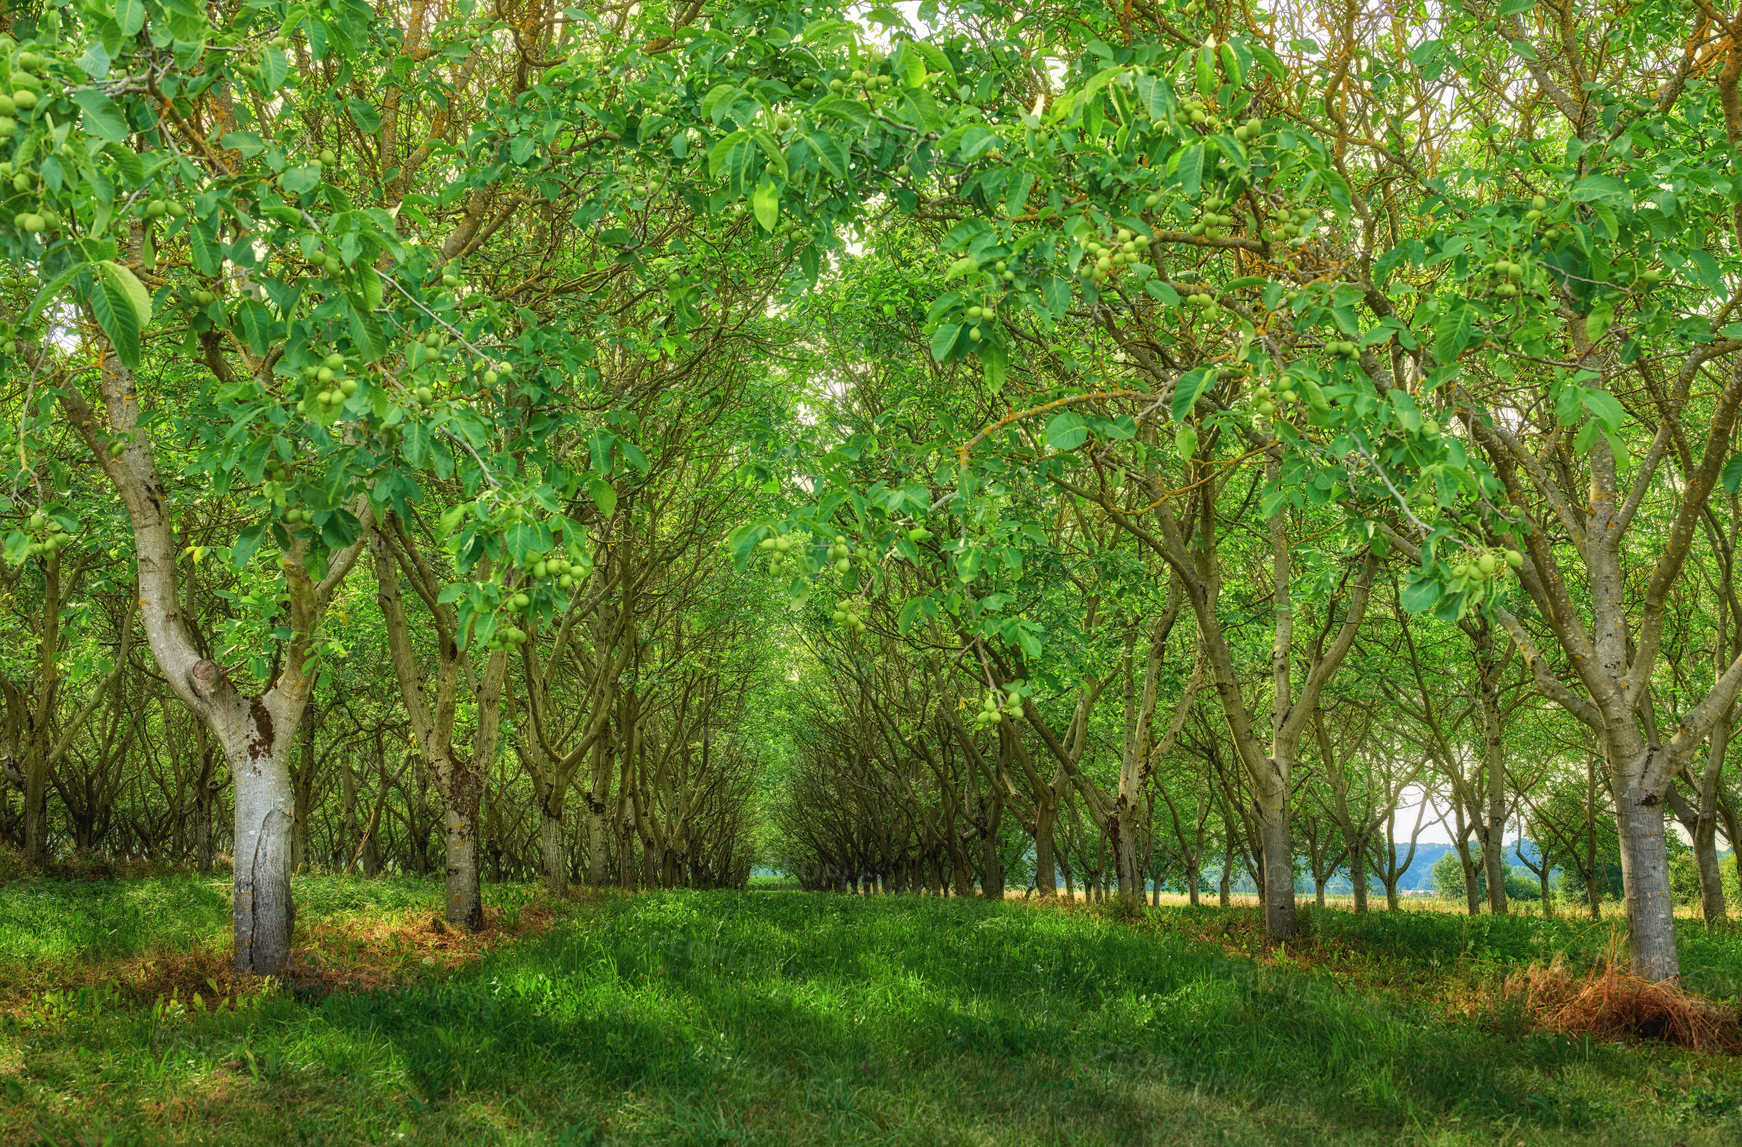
[197,787,215,876]
[1110,803,1144,905]
[618,815,637,891]
[1458,841,1481,916]
[1474,619,1509,915]
[443,763,485,930]
[1033,801,1057,898]
[541,803,568,895]
[538,779,568,894]
[1256,787,1297,938]
[1692,808,1727,927]
[950,840,972,898]
[20,733,47,861]
[21,554,61,863]
[229,734,297,975]
[585,795,610,886]
[1611,754,1678,979]
[1350,842,1368,913]
[584,733,613,885]
[980,830,1003,900]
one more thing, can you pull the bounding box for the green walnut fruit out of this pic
[319,148,337,165]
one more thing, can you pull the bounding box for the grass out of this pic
[0,877,1737,1144]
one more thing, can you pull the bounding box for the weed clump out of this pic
[1497,958,1742,1054]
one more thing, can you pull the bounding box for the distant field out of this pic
[1,875,1739,1144]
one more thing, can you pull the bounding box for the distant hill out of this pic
[1312,840,1547,895]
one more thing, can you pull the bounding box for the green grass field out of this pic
[1,876,1738,1145]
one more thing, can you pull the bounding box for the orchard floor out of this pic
[1,876,1739,1145]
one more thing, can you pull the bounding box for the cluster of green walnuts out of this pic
[1450,546,1524,595]
[757,532,804,556]
[21,509,71,559]
[1187,193,1239,239]
[824,535,854,574]
[0,46,51,143]
[831,598,869,634]
[300,351,359,412]
[1248,373,1302,419]
[0,45,60,237]
[261,460,318,527]
[1081,228,1151,283]
[972,686,1023,728]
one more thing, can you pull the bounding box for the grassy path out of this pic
[1,878,1738,1144]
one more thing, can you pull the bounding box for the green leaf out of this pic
[347,98,381,133]
[708,130,756,181]
[262,45,289,90]
[752,176,780,232]
[436,504,466,539]
[1723,454,1742,496]
[805,131,848,179]
[188,219,223,276]
[1170,367,1216,423]
[1686,250,1725,297]
[591,478,618,517]
[115,0,145,36]
[230,523,268,569]
[1174,142,1205,199]
[1579,388,1625,432]
[1400,574,1442,614]
[929,323,961,362]
[945,256,980,280]
[750,129,789,181]
[1045,413,1089,451]
[73,90,130,142]
[1432,300,1477,365]
[505,521,539,565]
[87,264,142,364]
[897,596,932,634]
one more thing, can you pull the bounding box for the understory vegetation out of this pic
[2,879,1740,1145]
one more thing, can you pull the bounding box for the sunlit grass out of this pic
[1,880,1738,1144]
